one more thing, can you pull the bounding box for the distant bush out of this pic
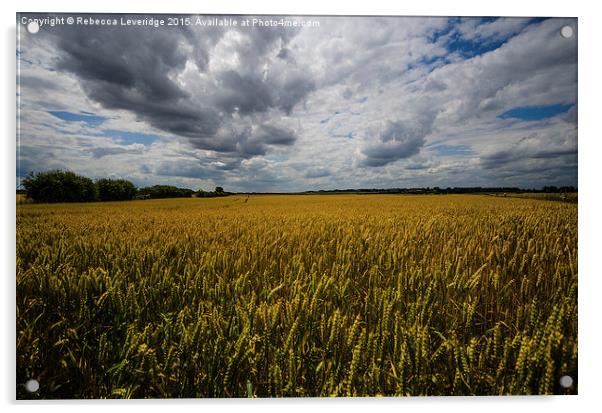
[96,178,137,201]
[138,185,194,199]
[195,187,228,198]
[22,170,98,203]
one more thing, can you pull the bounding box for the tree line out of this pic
[303,186,577,195]
[21,170,226,203]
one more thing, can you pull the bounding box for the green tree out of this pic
[138,185,194,199]
[96,178,137,201]
[22,170,98,203]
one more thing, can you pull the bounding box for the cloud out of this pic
[215,69,276,116]
[40,17,314,161]
[427,18,577,125]
[252,124,297,146]
[153,161,219,180]
[224,123,299,157]
[17,146,60,177]
[304,167,331,179]
[90,144,145,159]
[349,18,577,173]
[359,120,429,167]
[18,75,60,90]
[479,123,577,170]
[457,17,535,44]
[16,15,578,190]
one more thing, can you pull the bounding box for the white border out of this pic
[3,1,600,412]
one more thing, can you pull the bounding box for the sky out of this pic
[16,14,577,192]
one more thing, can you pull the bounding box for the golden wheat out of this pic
[16,194,577,398]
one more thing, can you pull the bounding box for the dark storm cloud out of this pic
[45,15,313,159]
[480,155,578,188]
[479,130,577,170]
[304,167,331,179]
[277,47,294,62]
[52,21,223,140]
[253,124,296,146]
[480,148,577,170]
[276,75,316,114]
[56,25,188,101]
[216,71,274,115]
[215,70,314,116]
[90,145,144,159]
[360,120,428,167]
[236,124,298,157]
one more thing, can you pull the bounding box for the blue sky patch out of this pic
[265,154,289,162]
[102,129,158,146]
[48,111,107,127]
[498,103,573,121]
[446,35,510,59]
[431,17,547,59]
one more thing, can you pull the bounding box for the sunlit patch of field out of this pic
[16,193,32,204]
[502,192,578,203]
[16,195,577,398]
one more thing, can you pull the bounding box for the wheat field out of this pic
[16,194,577,398]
